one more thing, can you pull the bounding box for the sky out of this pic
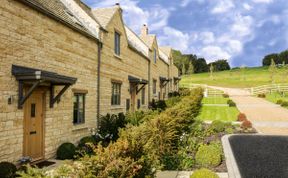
[83,0,288,67]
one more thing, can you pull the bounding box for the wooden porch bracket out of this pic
[49,84,71,108]
[18,80,41,109]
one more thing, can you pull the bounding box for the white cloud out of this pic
[158,27,190,52]
[200,46,231,63]
[243,3,252,10]
[211,0,235,14]
[252,0,273,3]
[199,32,215,44]
[180,0,192,7]
[231,15,254,37]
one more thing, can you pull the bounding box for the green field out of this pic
[180,66,288,88]
[266,92,288,108]
[202,97,229,104]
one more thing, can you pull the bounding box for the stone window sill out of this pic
[72,124,89,132]
[114,54,123,60]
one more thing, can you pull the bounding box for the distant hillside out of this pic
[180,66,288,88]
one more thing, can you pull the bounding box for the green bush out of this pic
[165,96,182,108]
[57,142,76,160]
[209,120,226,133]
[190,168,219,178]
[227,99,236,107]
[222,93,229,98]
[276,99,283,105]
[195,144,221,167]
[126,110,146,126]
[179,88,191,96]
[98,113,126,141]
[257,93,266,98]
[168,91,180,98]
[149,99,167,111]
[78,136,97,147]
[0,162,17,178]
[225,127,234,134]
[281,101,288,107]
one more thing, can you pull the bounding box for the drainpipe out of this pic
[148,60,151,103]
[97,41,103,128]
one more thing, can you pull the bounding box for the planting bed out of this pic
[227,135,288,178]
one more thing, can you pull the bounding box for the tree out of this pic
[194,58,208,73]
[262,53,280,66]
[269,58,277,83]
[209,59,230,71]
[187,62,194,74]
[279,50,288,64]
[209,64,214,80]
[181,63,186,75]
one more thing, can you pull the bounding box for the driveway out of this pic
[210,86,288,135]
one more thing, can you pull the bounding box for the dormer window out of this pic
[114,31,121,55]
[154,48,157,63]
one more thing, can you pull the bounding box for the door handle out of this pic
[30,131,37,135]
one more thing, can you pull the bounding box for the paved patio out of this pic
[156,171,228,178]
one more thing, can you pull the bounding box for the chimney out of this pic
[115,3,122,13]
[141,24,148,37]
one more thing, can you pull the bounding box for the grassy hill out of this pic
[180,66,288,88]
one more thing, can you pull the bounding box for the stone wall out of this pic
[0,0,99,162]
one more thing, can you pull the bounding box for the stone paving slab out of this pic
[156,171,228,178]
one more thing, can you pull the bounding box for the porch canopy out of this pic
[128,75,148,94]
[173,77,181,84]
[12,65,77,109]
[159,76,170,88]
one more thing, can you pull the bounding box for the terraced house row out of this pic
[0,0,180,163]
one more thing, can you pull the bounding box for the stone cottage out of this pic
[0,0,180,163]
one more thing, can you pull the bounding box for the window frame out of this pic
[73,93,86,125]
[114,31,121,56]
[111,82,122,106]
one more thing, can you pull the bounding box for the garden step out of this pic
[156,171,228,178]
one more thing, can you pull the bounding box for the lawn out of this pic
[197,94,239,121]
[266,92,288,108]
[180,66,288,88]
[202,97,229,104]
[197,105,239,121]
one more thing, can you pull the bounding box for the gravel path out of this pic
[210,86,288,135]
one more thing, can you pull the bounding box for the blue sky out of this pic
[83,0,288,67]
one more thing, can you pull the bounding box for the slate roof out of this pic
[159,49,169,64]
[125,26,149,58]
[92,7,118,28]
[17,0,99,40]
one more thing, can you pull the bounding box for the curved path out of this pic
[210,86,288,135]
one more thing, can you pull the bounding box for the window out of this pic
[111,82,121,105]
[153,48,157,63]
[141,88,145,105]
[153,80,157,94]
[73,93,85,124]
[114,31,121,55]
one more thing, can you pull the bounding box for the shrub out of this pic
[222,93,229,98]
[225,127,234,134]
[0,162,17,178]
[195,144,221,167]
[227,99,236,107]
[237,113,247,122]
[98,113,126,141]
[179,88,191,96]
[190,168,219,178]
[257,93,266,98]
[165,96,182,108]
[281,101,288,107]
[78,136,97,147]
[276,100,283,105]
[209,120,226,133]
[241,120,252,129]
[149,99,167,111]
[168,91,180,98]
[126,110,146,126]
[57,142,76,160]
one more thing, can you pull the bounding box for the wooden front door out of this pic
[23,90,45,161]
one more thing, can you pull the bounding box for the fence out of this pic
[250,84,288,95]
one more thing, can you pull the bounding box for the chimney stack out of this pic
[141,24,148,37]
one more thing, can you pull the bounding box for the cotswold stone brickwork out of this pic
[0,0,179,163]
[0,0,99,162]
